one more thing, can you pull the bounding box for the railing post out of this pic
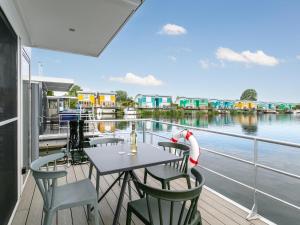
[66,120,70,166]
[142,121,146,143]
[150,132,153,145]
[247,138,259,220]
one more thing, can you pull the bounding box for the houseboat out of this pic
[257,102,277,114]
[209,99,234,113]
[0,1,294,224]
[96,92,117,115]
[176,97,208,110]
[124,107,138,115]
[135,94,172,109]
[276,103,296,114]
[77,91,96,108]
[234,100,257,111]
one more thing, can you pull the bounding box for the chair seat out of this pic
[146,164,187,181]
[53,179,97,210]
[128,196,201,225]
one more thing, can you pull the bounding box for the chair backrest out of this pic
[89,137,124,147]
[30,153,67,211]
[137,168,205,225]
[158,142,190,173]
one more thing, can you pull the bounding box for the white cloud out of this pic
[297,55,300,60]
[216,47,279,66]
[159,24,187,36]
[109,73,163,86]
[168,56,177,62]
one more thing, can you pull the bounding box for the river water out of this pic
[98,113,300,224]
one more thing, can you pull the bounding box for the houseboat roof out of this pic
[98,92,116,95]
[208,99,235,102]
[176,96,208,100]
[31,76,74,92]
[77,91,96,94]
[135,94,172,98]
[9,0,143,57]
[46,96,77,100]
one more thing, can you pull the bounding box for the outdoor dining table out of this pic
[84,142,182,225]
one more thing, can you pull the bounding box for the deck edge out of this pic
[203,185,276,225]
[7,171,31,225]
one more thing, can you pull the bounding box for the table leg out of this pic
[88,163,93,179]
[128,180,132,201]
[112,171,129,225]
[96,171,100,197]
[98,172,124,203]
[91,171,125,211]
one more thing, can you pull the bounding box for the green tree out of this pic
[116,90,128,102]
[68,85,82,97]
[67,85,82,108]
[240,89,257,101]
[47,90,54,96]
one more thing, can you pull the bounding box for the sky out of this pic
[31,0,300,102]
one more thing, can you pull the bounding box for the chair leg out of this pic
[126,207,132,225]
[118,172,121,186]
[87,204,91,221]
[93,202,100,225]
[143,169,148,184]
[43,211,54,225]
[186,176,191,189]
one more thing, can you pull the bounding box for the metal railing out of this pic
[82,118,300,221]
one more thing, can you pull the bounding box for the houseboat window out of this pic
[0,6,18,225]
[0,8,18,122]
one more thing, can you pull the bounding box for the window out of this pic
[0,7,18,225]
[0,10,18,122]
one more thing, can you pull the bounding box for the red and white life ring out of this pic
[171,130,200,168]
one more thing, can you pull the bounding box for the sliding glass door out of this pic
[0,7,18,225]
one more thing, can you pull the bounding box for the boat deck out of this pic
[12,164,268,225]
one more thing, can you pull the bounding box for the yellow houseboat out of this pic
[234,100,257,110]
[97,92,116,107]
[77,91,96,108]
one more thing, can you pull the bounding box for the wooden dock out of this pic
[11,164,268,225]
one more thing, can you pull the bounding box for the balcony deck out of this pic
[12,164,268,225]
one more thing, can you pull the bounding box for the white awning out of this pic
[13,0,143,56]
[31,76,74,92]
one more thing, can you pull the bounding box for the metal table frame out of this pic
[84,143,182,225]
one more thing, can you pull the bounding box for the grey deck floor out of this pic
[12,164,268,225]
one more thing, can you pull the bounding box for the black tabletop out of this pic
[84,143,182,175]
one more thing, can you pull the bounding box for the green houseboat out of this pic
[276,103,296,113]
[209,99,235,110]
[257,102,276,113]
[175,97,208,110]
[135,94,172,109]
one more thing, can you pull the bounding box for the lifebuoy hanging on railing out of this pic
[171,130,200,169]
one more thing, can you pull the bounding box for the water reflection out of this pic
[234,114,258,135]
[94,113,300,141]
[98,121,116,133]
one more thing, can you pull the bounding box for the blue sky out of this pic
[31,0,300,102]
